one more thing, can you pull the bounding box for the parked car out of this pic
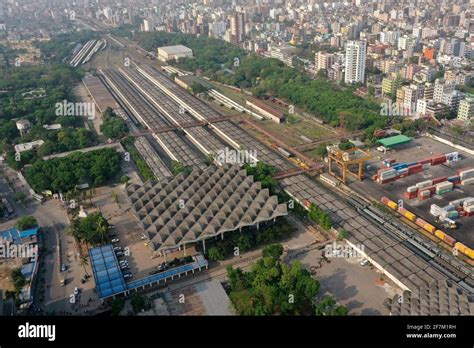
[123,272,133,279]
[119,260,128,265]
[120,264,129,270]
[113,246,122,252]
[157,263,167,271]
[116,251,124,257]
[74,287,79,295]
[360,259,370,266]
[61,264,67,272]
[111,238,120,243]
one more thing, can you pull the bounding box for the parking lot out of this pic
[351,137,474,248]
[91,186,197,285]
[294,245,399,315]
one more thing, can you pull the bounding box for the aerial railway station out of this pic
[86,55,474,305]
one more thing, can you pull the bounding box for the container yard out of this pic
[350,137,474,250]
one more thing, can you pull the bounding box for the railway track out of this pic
[345,195,474,294]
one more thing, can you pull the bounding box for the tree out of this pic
[16,216,38,231]
[100,112,128,139]
[191,82,207,94]
[130,295,147,313]
[120,175,129,185]
[314,296,348,316]
[313,144,328,159]
[207,246,225,261]
[11,268,26,292]
[111,298,125,316]
[337,229,349,241]
[171,161,192,176]
[79,256,90,276]
[226,243,320,315]
[262,244,284,260]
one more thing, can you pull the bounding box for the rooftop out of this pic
[126,165,287,252]
[157,45,192,55]
[377,134,412,148]
[384,280,474,315]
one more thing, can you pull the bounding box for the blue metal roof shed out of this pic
[89,244,126,299]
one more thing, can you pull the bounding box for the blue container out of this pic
[393,163,408,170]
[447,176,460,182]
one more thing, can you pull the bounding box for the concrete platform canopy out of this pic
[385,280,474,315]
[126,164,288,252]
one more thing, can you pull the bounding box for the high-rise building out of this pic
[433,79,455,103]
[457,97,474,122]
[344,40,366,84]
[230,12,246,44]
[315,51,334,72]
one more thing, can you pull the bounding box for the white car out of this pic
[74,287,79,295]
[111,238,120,243]
[360,259,369,266]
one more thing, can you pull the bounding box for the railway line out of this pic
[100,69,207,170]
[130,63,294,170]
[346,194,474,294]
[117,68,230,157]
[281,174,473,294]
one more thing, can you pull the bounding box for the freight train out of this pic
[347,195,474,293]
[380,197,474,260]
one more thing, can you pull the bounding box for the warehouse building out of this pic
[157,45,193,62]
[377,135,412,149]
[126,165,287,254]
[246,97,285,123]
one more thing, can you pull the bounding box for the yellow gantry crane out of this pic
[327,145,372,184]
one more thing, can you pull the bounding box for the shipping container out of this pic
[416,180,432,189]
[454,242,468,254]
[398,207,416,221]
[404,191,417,199]
[458,168,474,176]
[419,158,431,165]
[392,163,408,170]
[465,205,474,213]
[434,230,445,240]
[432,177,448,185]
[443,234,456,247]
[462,198,474,208]
[415,218,428,228]
[423,223,436,234]
[397,168,409,175]
[407,164,423,174]
[465,248,474,259]
[407,186,418,193]
[388,201,398,210]
[447,175,460,183]
[461,178,474,185]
